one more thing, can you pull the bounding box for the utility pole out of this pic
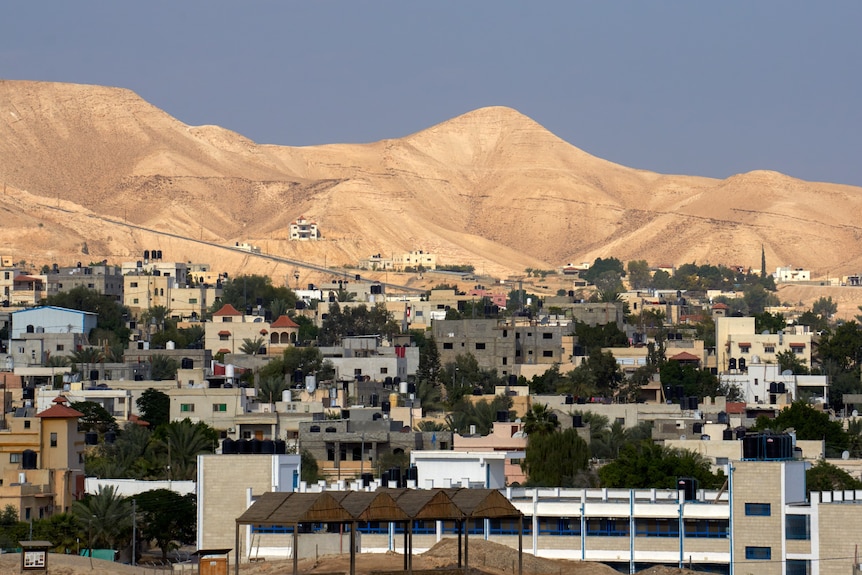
[132,499,137,566]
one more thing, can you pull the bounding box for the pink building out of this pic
[453,420,527,485]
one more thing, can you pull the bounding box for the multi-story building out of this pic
[45,263,124,303]
[432,319,567,377]
[289,216,321,240]
[0,396,85,520]
[774,266,812,283]
[205,303,270,357]
[8,306,97,367]
[8,273,46,307]
[168,386,250,432]
[720,362,829,405]
[124,269,220,321]
[716,317,812,374]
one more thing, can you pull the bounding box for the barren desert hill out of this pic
[1,79,862,279]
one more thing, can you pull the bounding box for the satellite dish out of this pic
[761,330,771,335]
[781,370,793,376]
[842,451,850,460]
[853,410,859,417]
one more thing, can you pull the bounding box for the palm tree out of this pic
[141,305,171,333]
[414,420,446,432]
[161,419,216,480]
[240,336,265,355]
[270,298,290,320]
[258,375,289,404]
[150,354,178,381]
[523,403,560,436]
[71,347,104,381]
[72,485,132,550]
[414,379,444,414]
[178,324,205,348]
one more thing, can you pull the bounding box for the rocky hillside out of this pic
[1,79,861,279]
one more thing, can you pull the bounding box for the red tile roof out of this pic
[37,396,84,419]
[271,315,300,328]
[725,402,746,414]
[712,303,729,310]
[218,348,231,354]
[218,330,232,336]
[669,351,701,362]
[213,303,243,316]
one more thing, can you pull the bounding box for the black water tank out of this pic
[381,401,391,413]
[742,435,759,459]
[723,428,734,441]
[104,431,116,444]
[674,385,684,399]
[677,477,698,501]
[250,438,262,454]
[222,438,236,454]
[576,397,586,404]
[693,423,703,434]
[717,411,728,424]
[387,467,402,486]
[564,395,574,405]
[407,382,416,394]
[274,440,287,454]
[508,374,517,386]
[89,369,99,381]
[21,449,37,470]
[572,415,583,428]
[237,439,252,454]
[736,427,747,440]
[342,409,350,419]
[84,432,98,445]
[370,393,379,407]
[472,387,483,395]
[181,358,193,369]
[406,466,418,482]
[361,473,374,487]
[496,410,509,423]
[22,387,35,400]
[261,440,276,454]
[765,435,780,459]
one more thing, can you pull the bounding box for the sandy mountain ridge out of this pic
[1,79,861,282]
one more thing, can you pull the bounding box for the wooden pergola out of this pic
[234,488,523,575]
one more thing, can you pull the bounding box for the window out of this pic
[786,559,810,575]
[542,350,553,357]
[9,453,20,464]
[223,317,233,322]
[180,403,195,413]
[764,345,775,353]
[542,332,553,339]
[502,357,507,365]
[354,368,362,375]
[745,546,771,560]
[475,342,486,350]
[23,420,30,429]
[636,518,679,537]
[50,432,57,447]
[739,345,750,353]
[56,344,64,351]
[443,342,453,350]
[130,282,138,288]
[745,503,771,516]
[189,298,197,304]
[133,298,139,304]
[219,333,230,341]
[380,367,388,374]
[212,403,227,412]
[786,515,810,540]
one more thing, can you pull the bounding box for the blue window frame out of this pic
[537,517,580,536]
[744,503,771,516]
[745,546,771,560]
[586,518,629,537]
[786,559,810,575]
[635,518,679,538]
[684,519,729,539]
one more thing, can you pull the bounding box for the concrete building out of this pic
[716,317,812,374]
[205,303,270,357]
[289,216,321,240]
[720,363,829,405]
[45,263,124,303]
[0,396,85,520]
[774,266,812,283]
[168,386,250,432]
[124,271,219,321]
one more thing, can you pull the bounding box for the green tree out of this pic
[72,485,132,549]
[415,333,442,385]
[585,349,624,396]
[522,403,560,436]
[752,401,849,457]
[806,460,862,493]
[775,350,809,374]
[818,322,862,372]
[46,285,131,340]
[70,401,117,434]
[580,257,625,285]
[157,419,218,480]
[259,346,326,383]
[301,449,322,483]
[34,512,83,553]
[239,336,266,355]
[445,395,513,436]
[215,274,296,314]
[318,302,400,346]
[573,320,628,353]
[626,260,651,290]
[742,284,779,315]
[812,296,838,322]
[150,354,178,381]
[135,489,196,562]
[522,427,590,487]
[598,440,724,489]
[136,388,170,429]
[415,379,444,414]
[754,312,786,335]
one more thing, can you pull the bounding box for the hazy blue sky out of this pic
[3,2,861,185]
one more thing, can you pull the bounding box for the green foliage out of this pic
[259,346,326,383]
[775,350,809,374]
[522,403,560,436]
[70,401,117,434]
[522,427,590,487]
[754,312,786,335]
[437,264,475,273]
[573,320,628,353]
[318,302,400,346]
[156,419,218,480]
[818,322,862,372]
[659,361,724,400]
[752,401,849,457]
[258,375,289,404]
[442,354,505,407]
[149,354,178,381]
[239,336,266,355]
[290,313,319,344]
[415,379,444,414]
[743,284,780,315]
[135,489,196,562]
[301,449,322,483]
[414,332,442,386]
[445,395,513,436]
[215,274,296,313]
[598,440,725,489]
[812,296,838,321]
[580,257,625,285]
[84,422,164,479]
[797,310,828,332]
[33,513,82,553]
[136,388,170,429]
[72,485,132,549]
[626,260,651,290]
[806,460,862,493]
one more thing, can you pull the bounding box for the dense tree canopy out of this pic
[522,427,590,487]
[45,285,130,340]
[598,441,725,489]
[318,302,400,345]
[215,274,296,315]
[135,489,196,562]
[752,401,848,457]
[136,388,170,429]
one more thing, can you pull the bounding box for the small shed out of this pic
[192,548,232,575]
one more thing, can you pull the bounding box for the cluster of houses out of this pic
[0,255,860,574]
